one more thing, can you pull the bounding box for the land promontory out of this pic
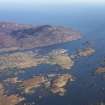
[0,22,81,50]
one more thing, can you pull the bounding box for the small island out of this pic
[77,47,95,57]
[50,74,73,96]
[21,76,47,93]
[96,67,105,74]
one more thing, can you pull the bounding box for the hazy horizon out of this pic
[0,0,105,10]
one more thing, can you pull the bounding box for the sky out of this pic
[0,0,105,5]
[0,0,105,9]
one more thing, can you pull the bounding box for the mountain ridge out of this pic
[0,22,81,50]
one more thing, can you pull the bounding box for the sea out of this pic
[0,4,105,105]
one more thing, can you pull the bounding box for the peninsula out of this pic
[0,22,81,51]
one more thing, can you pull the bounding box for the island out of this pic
[16,74,74,96]
[0,49,74,71]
